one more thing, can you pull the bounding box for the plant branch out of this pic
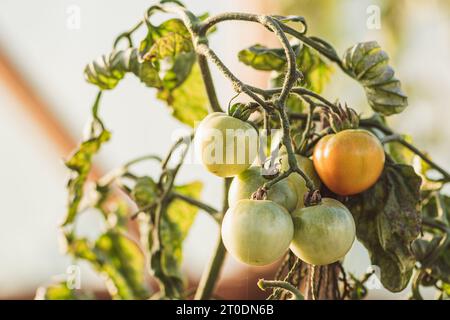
[250,86,336,110]
[261,17,298,106]
[113,21,144,48]
[268,257,301,300]
[278,107,316,191]
[170,191,220,222]
[197,55,222,112]
[382,134,450,181]
[276,21,346,72]
[298,96,317,155]
[194,177,232,300]
[195,43,270,110]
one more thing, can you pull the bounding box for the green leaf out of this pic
[139,19,191,56]
[140,19,195,90]
[238,44,287,71]
[415,194,450,283]
[345,161,422,292]
[157,63,209,127]
[296,44,333,93]
[131,176,159,209]
[343,41,408,116]
[140,180,203,298]
[160,181,203,279]
[267,43,332,113]
[270,72,306,113]
[138,18,206,127]
[135,60,163,88]
[63,94,110,226]
[386,134,415,165]
[84,48,139,90]
[441,282,450,299]
[66,231,149,300]
[95,230,149,299]
[35,282,80,300]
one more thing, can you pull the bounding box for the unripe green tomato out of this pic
[228,166,297,212]
[194,112,258,177]
[290,198,355,265]
[279,151,321,209]
[221,199,294,266]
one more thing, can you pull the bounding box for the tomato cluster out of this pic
[195,113,385,266]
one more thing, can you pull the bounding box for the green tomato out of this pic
[228,166,297,212]
[221,199,294,266]
[279,152,321,209]
[290,198,355,265]
[194,112,258,177]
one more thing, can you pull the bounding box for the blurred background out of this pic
[0,0,448,299]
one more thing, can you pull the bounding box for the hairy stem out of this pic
[278,107,316,191]
[197,55,222,112]
[258,279,304,300]
[196,43,270,109]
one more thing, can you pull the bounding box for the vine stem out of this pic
[298,96,316,155]
[194,177,232,300]
[197,55,222,112]
[169,192,220,222]
[382,134,450,181]
[268,257,301,300]
[258,279,304,300]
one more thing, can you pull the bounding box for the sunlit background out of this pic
[0,0,449,299]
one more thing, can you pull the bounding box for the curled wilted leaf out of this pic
[64,93,110,226]
[84,49,137,90]
[343,41,407,116]
[84,48,162,90]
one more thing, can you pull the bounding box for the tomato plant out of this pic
[221,199,294,266]
[38,0,450,301]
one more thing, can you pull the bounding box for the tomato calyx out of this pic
[228,102,259,121]
[322,103,359,133]
[251,187,268,200]
[303,189,322,207]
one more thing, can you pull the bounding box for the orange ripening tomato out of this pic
[313,129,385,196]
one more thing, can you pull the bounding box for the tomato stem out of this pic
[382,134,450,182]
[258,279,304,300]
[194,177,232,300]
